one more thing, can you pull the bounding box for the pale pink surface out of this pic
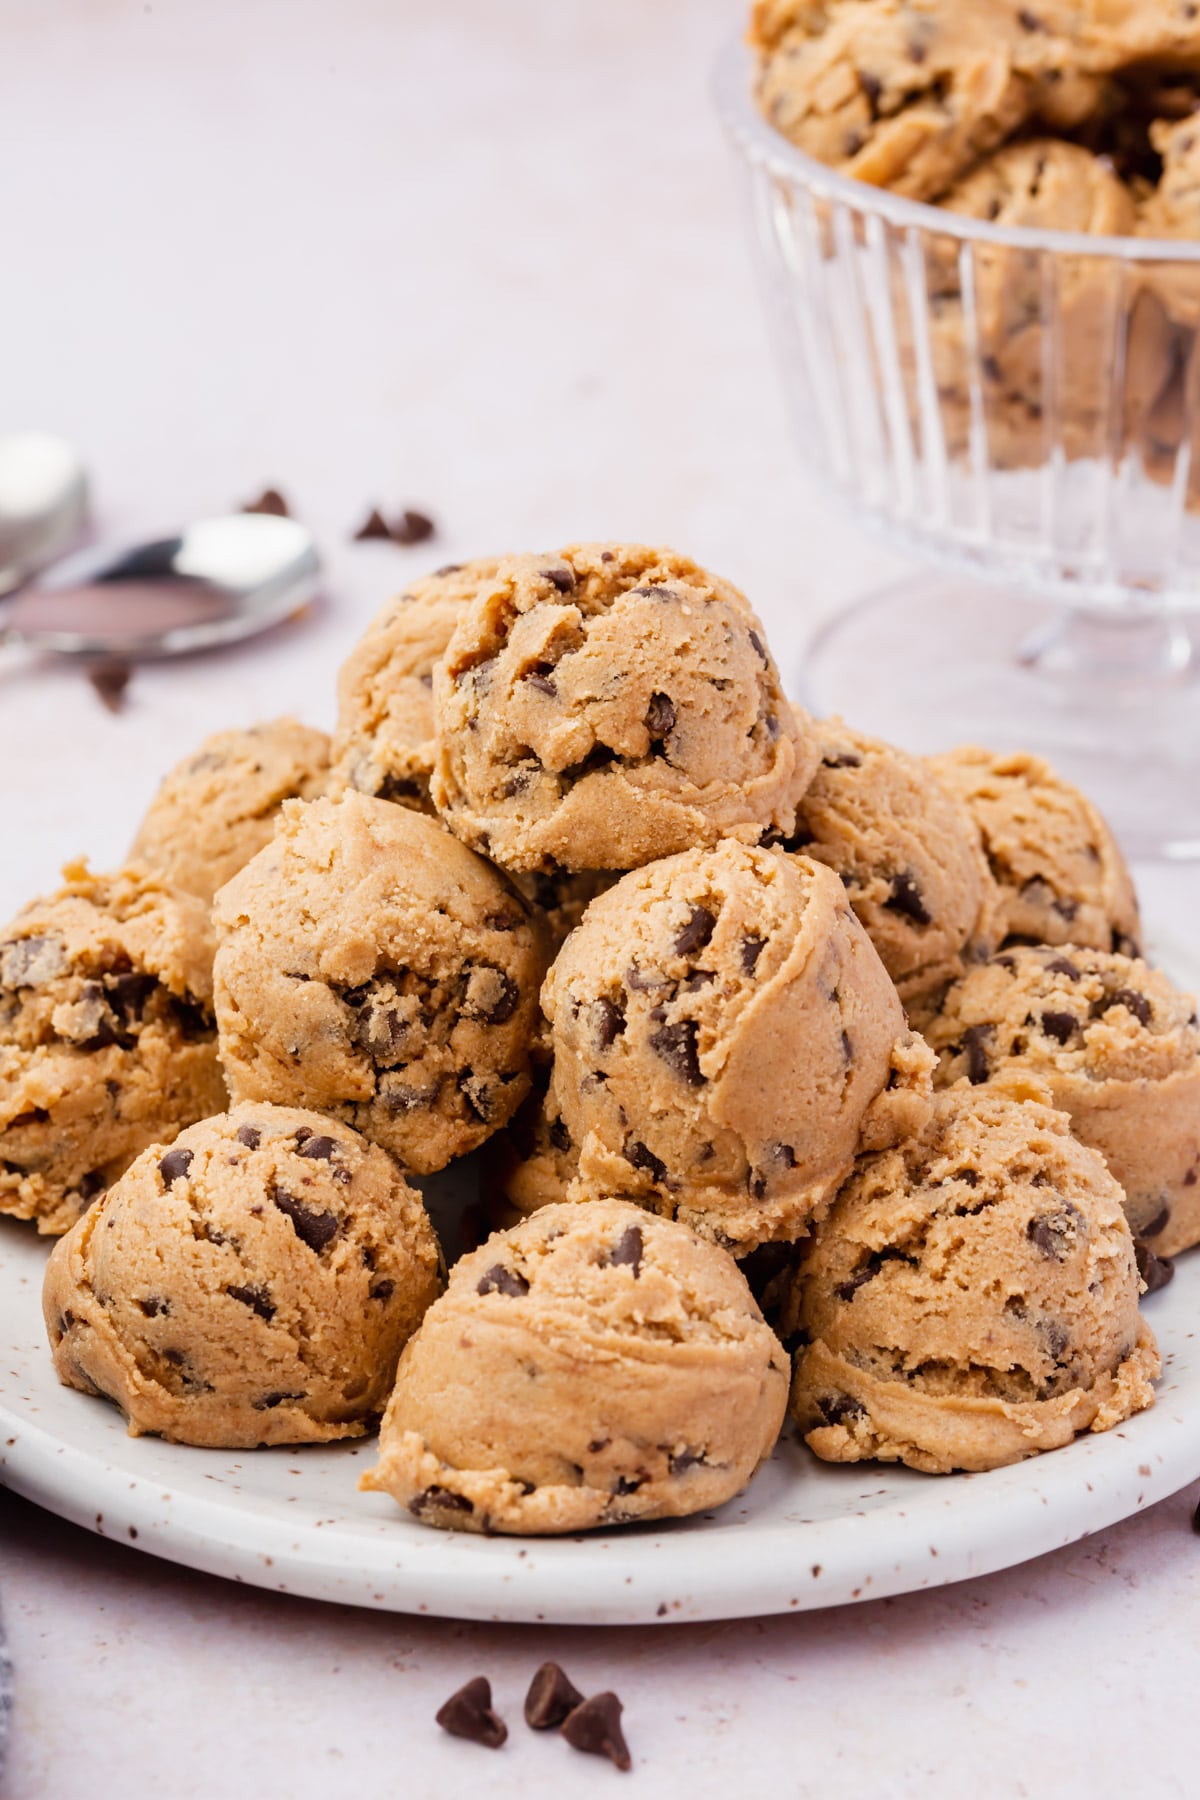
[0,1,1198,1795]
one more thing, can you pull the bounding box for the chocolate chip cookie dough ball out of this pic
[929,747,1141,955]
[44,1103,441,1447]
[330,559,502,811]
[130,718,331,906]
[543,843,934,1251]
[0,861,225,1235]
[789,1090,1158,1474]
[927,945,1200,1255]
[430,543,818,873]
[786,719,999,1015]
[360,1200,789,1534]
[213,793,548,1174]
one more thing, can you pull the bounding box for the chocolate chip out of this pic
[1135,1240,1175,1294]
[1045,956,1080,980]
[548,1116,571,1152]
[834,1246,911,1301]
[674,906,716,957]
[740,935,766,975]
[1018,6,1045,28]
[1143,1205,1171,1238]
[0,934,66,989]
[377,773,423,802]
[1040,1010,1078,1045]
[886,871,931,927]
[435,1676,507,1750]
[253,1390,305,1411]
[561,1692,631,1770]
[607,1225,643,1276]
[1052,894,1078,922]
[859,69,882,110]
[226,1283,275,1322]
[841,1029,853,1063]
[668,1446,706,1475]
[353,506,391,541]
[818,1393,866,1426]
[369,1278,395,1301]
[158,1148,193,1186]
[644,692,676,740]
[593,996,625,1049]
[626,1139,667,1184]
[136,1295,169,1317]
[962,1024,992,1084]
[821,750,862,770]
[1111,988,1152,1028]
[1027,1203,1084,1262]
[88,658,132,714]
[525,1662,584,1731]
[524,669,558,697]
[273,1187,339,1252]
[648,1019,703,1086]
[410,1485,474,1521]
[297,1134,338,1162]
[242,487,290,517]
[747,628,769,664]
[235,1125,261,1150]
[477,1263,530,1298]
[458,1071,495,1122]
[391,509,435,545]
[540,565,576,593]
[167,995,213,1040]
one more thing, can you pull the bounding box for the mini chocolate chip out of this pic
[297,1134,338,1161]
[369,1278,395,1301]
[818,1393,866,1426]
[253,1390,305,1411]
[1135,1240,1175,1294]
[612,1475,643,1496]
[649,1019,703,1086]
[747,628,769,664]
[540,565,576,593]
[1143,1205,1171,1237]
[674,905,716,957]
[410,1485,474,1520]
[524,669,558,697]
[821,751,862,770]
[273,1187,339,1252]
[158,1148,193,1186]
[740,935,766,975]
[525,1662,585,1731]
[1111,987,1152,1028]
[391,509,435,544]
[136,1296,169,1318]
[593,996,626,1050]
[962,1024,992,1084]
[1027,1203,1084,1262]
[607,1225,643,1276]
[436,1676,507,1750]
[668,1446,706,1474]
[377,773,423,802]
[235,1125,262,1149]
[242,486,290,516]
[626,1139,667,1184]
[886,871,932,927]
[1018,6,1045,28]
[1045,956,1080,980]
[644,692,676,740]
[548,1116,571,1152]
[1052,894,1078,922]
[561,1692,631,1771]
[436,562,463,577]
[353,506,391,540]
[226,1283,275,1322]
[458,1071,495,1122]
[859,69,882,109]
[79,1170,106,1200]
[841,1029,853,1063]
[477,1263,530,1297]
[1040,1010,1078,1044]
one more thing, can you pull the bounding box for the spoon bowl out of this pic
[0,431,89,597]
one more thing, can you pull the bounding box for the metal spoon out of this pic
[0,512,321,658]
[0,431,89,597]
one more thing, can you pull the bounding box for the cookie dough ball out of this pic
[44,1103,441,1447]
[130,718,331,906]
[0,862,225,1235]
[927,944,1200,1254]
[330,559,501,811]
[430,543,818,873]
[786,719,998,1014]
[360,1199,789,1534]
[543,843,934,1251]
[481,1070,578,1231]
[929,747,1141,955]
[790,1090,1159,1474]
[213,793,548,1173]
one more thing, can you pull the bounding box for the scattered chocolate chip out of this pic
[391,509,435,545]
[242,487,290,517]
[158,1148,193,1186]
[962,1024,992,1084]
[525,1662,584,1731]
[297,1134,338,1162]
[561,1692,631,1770]
[540,565,576,593]
[436,1676,507,1749]
[88,658,132,714]
[1026,1203,1084,1262]
[740,935,766,975]
[886,871,931,927]
[644,692,676,740]
[353,506,391,541]
[477,1263,530,1298]
[1040,1010,1078,1044]
[625,1139,667,1184]
[411,1485,474,1520]
[369,1278,395,1301]
[1111,988,1152,1028]
[235,1125,261,1150]
[273,1187,339,1252]
[1135,1239,1175,1294]
[607,1225,643,1276]
[226,1283,275,1322]
[648,1019,703,1087]
[674,906,716,957]
[593,996,626,1049]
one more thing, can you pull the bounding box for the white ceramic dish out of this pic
[2,938,1198,1628]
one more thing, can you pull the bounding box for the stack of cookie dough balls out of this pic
[15,536,1182,1515]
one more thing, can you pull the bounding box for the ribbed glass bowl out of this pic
[715,37,1200,858]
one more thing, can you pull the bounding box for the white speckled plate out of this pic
[2,938,1199,1626]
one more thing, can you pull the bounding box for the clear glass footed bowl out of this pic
[715,38,1200,859]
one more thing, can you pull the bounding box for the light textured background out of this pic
[0,2,1197,1795]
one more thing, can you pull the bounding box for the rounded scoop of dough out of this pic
[130,718,331,905]
[430,543,818,873]
[0,860,225,1235]
[543,842,934,1251]
[44,1102,441,1447]
[929,746,1141,956]
[789,1089,1159,1474]
[927,943,1200,1252]
[360,1199,789,1534]
[212,792,549,1173]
